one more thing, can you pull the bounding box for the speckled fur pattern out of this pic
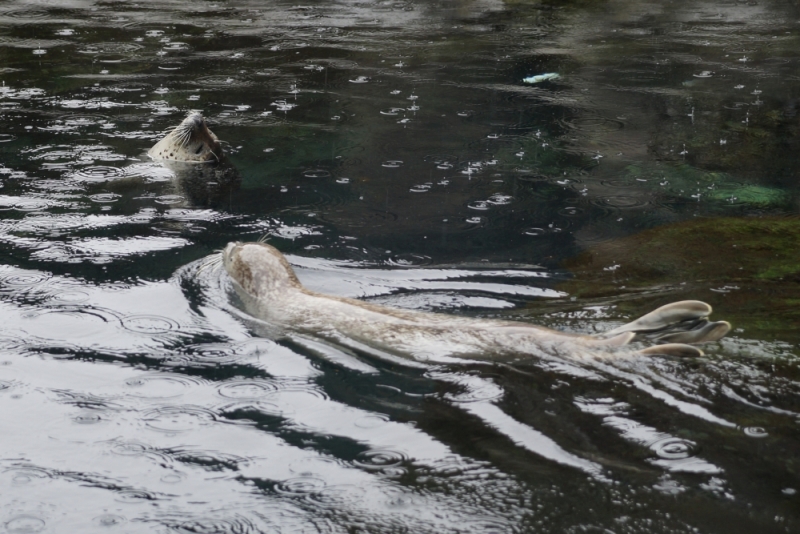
[148,112,222,162]
[222,242,731,363]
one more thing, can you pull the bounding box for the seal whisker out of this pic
[197,253,223,275]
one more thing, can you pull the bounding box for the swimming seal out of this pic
[148,112,223,162]
[221,241,731,362]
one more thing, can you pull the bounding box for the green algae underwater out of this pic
[562,216,800,339]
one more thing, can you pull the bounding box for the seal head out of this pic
[223,242,301,299]
[148,112,223,162]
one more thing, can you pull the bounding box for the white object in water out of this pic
[523,73,560,84]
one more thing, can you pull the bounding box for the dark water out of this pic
[0,0,799,532]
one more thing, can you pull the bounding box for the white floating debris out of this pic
[523,73,560,84]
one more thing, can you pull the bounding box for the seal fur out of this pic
[148,112,222,162]
[222,241,730,362]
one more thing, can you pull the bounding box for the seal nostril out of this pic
[195,144,204,155]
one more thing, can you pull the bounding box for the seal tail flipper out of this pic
[653,320,731,344]
[602,300,712,337]
[638,343,704,358]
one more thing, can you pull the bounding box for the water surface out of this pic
[0,1,798,533]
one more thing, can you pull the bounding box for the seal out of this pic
[221,241,731,363]
[148,112,223,162]
[147,112,240,208]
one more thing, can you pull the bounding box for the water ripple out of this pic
[88,193,121,203]
[123,374,203,399]
[120,315,179,334]
[353,449,408,470]
[743,426,768,438]
[0,270,51,291]
[70,166,126,183]
[302,169,331,179]
[91,514,127,528]
[4,466,53,485]
[217,380,282,399]
[142,405,219,433]
[648,437,697,460]
[275,476,327,495]
[4,515,46,534]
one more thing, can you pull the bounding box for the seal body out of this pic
[222,242,730,362]
[148,112,223,162]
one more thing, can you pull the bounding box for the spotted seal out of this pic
[148,112,223,162]
[147,112,239,208]
[221,241,731,362]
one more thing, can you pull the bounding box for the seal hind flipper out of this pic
[652,320,731,344]
[603,300,712,337]
[638,343,704,358]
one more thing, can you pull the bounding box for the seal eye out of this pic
[195,144,204,155]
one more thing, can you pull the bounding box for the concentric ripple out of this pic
[302,169,331,179]
[5,466,52,485]
[120,314,179,334]
[70,166,126,183]
[181,343,254,365]
[72,412,104,425]
[91,514,127,527]
[216,380,281,400]
[88,193,121,203]
[78,42,143,55]
[354,414,391,428]
[743,426,768,438]
[4,515,46,534]
[123,374,202,399]
[648,437,696,460]
[275,476,327,495]
[0,271,51,290]
[353,449,408,470]
[45,289,90,304]
[593,195,650,209]
[142,405,218,433]
[154,195,185,205]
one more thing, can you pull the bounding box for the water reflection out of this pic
[0,0,798,532]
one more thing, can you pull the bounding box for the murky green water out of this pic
[0,0,798,532]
